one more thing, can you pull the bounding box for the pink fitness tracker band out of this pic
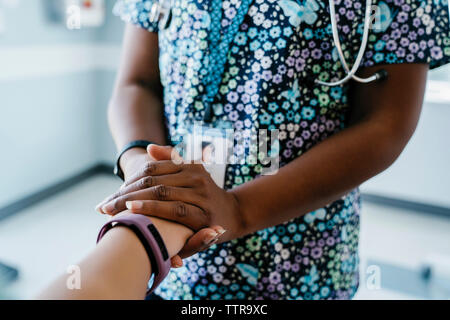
[97,214,171,296]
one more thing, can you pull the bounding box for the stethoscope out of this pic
[317,0,388,86]
[150,0,387,88]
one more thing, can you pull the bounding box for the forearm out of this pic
[231,63,429,237]
[108,83,167,175]
[37,215,193,300]
[232,119,406,236]
[107,25,169,178]
[109,83,167,150]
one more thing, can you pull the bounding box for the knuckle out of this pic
[197,185,210,198]
[200,175,209,186]
[140,176,153,189]
[143,162,156,175]
[195,174,209,187]
[153,185,169,200]
[174,201,188,218]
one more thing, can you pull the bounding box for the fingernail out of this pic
[211,230,226,243]
[126,201,143,210]
[174,261,183,268]
[217,229,227,236]
[120,183,126,190]
[203,231,219,245]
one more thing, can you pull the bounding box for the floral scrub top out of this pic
[115,0,450,299]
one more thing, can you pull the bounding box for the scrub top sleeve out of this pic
[113,0,160,33]
[361,0,450,70]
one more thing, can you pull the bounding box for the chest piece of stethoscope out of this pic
[149,0,173,30]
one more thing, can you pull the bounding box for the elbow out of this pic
[378,139,405,171]
[374,123,417,172]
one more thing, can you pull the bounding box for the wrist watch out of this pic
[114,140,156,181]
[97,213,171,296]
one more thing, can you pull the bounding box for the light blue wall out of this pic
[94,70,120,164]
[361,99,450,208]
[97,1,126,45]
[0,73,100,207]
[0,0,98,45]
[0,1,123,207]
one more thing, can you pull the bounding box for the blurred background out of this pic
[0,0,449,300]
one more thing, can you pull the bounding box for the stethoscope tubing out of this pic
[315,0,386,86]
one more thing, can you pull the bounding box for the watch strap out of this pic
[114,140,156,181]
[97,214,171,296]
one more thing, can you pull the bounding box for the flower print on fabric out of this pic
[279,0,322,26]
[115,0,450,300]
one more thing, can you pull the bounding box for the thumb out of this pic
[147,144,173,161]
[148,144,183,163]
[177,226,226,259]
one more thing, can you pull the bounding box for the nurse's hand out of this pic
[121,160,245,235]
[100,148,245,232]
[96,144,234,266]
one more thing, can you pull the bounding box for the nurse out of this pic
[98,0,450,299]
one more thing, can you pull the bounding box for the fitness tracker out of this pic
[114,140,156,181]
[97,213,171,296]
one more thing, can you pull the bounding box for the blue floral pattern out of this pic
[114,0,449,299]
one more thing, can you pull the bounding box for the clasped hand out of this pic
[96,144,246,267]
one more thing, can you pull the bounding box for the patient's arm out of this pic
[36,213,193,300]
